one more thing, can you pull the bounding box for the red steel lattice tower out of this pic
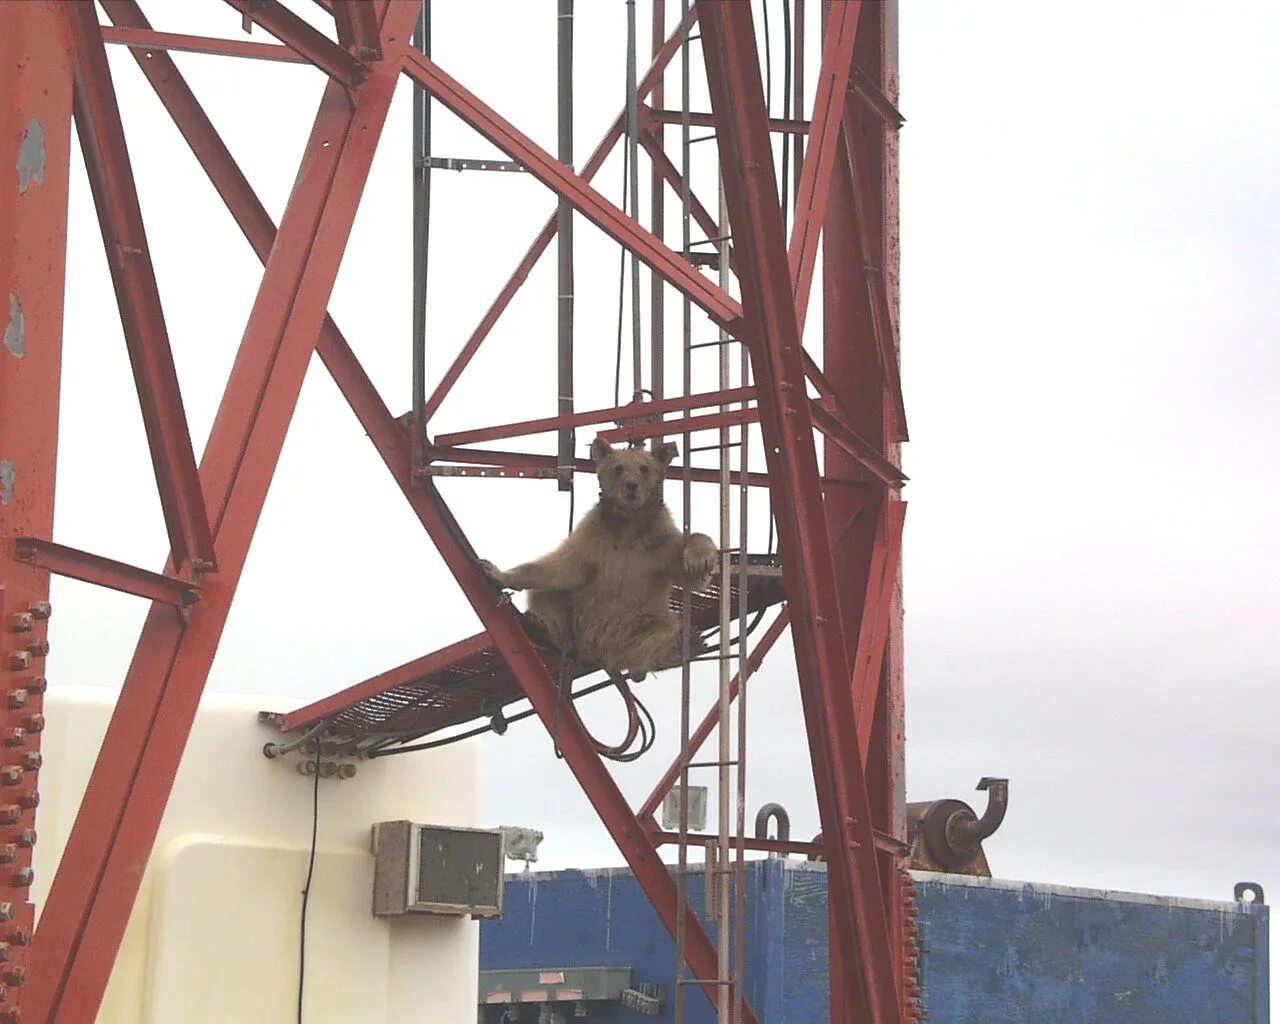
[1,2,909,1022]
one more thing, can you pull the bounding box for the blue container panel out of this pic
[481,862,1269,1024]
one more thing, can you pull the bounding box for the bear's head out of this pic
[591,438,678,514]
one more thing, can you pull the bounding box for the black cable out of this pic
[614,100,629,407]
[296,747,321,1024]
[369,675,623,756]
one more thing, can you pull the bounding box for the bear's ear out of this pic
[653,440,680,466]
[590,437,614,464]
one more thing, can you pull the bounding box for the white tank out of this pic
[34,687,482,1023]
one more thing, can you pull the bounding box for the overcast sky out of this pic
[46,0,1278,947]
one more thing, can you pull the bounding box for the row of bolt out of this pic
[901,868,923,1022]
[0,600,51,1014]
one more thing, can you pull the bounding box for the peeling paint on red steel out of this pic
[0,2,74,1014]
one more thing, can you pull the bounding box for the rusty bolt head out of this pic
[7,615,32,635]
[10,868,32,888]
[14,831,35,849]
[23,678,45,696]
[28,602,50,621]
[20,716,42,734]
[15,792,36,810]
[22,640,48,658]
[0,809,19,827]
[0,848,15,868]
[1,731,23,749]
[0,905,10,924]
[0,947,10,965]
[3,694,23,712]
[5,654,30,673]
[20,754,39,772]
[2,964,24,985]
[0,769,19,787]
[5,930,28,948]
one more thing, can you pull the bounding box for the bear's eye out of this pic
[614,465,624,477]
[639,465,650,476]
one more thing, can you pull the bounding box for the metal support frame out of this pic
[4,2,908,1022]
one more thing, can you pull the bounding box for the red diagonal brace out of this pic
[435,387,754,448]
[282,632,491,732]
[788,0,863,335]
[68,5,215,574]
[841,97,909,441]
[26,8,422,1023]
[637,608,791,826]
[850,501,906,761]
[401,50,743,336]
[697,4,901,1023]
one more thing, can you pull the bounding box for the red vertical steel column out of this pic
[26,7,422,1023]
[0,4,73,1019]
[821,1,910,1018]
[697,3,900,1022]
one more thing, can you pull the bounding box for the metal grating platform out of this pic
[277,557,785,742]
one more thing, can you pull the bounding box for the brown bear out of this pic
[479,438,719,678]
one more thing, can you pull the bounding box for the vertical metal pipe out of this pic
[715,177,732,1024]
[556,0,575,491]
[649,0,666,401]
[626,0,643,398]
[410,0,431,467]
[675,7,693,1022]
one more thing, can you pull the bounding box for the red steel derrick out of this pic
[1,2,909,1023]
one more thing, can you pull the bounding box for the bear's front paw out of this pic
[682,538,719,582]
[478,559,508,588]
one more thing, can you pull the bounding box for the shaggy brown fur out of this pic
[479,438,718,678]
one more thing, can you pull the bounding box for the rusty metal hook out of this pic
[949,776,1009,851]
[754,802,790,843]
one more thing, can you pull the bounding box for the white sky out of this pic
[44,0,1278,959]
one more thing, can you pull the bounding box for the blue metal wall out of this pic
[480,861,1268,1023]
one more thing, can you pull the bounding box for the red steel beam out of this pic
[332,0,382,61]
[842,98,908,441]
[422,5,698,422]
[435,386,754,447]
[281,632,491,732]
[400,50,744,337]
[788,1,863,335]
[105,27,755,1019]
[636,608,791,825]
[637,127,721,245]
[100,26,307,63]
[0,2,74,1010]
[852,501,906,762]
[421,445,778,490]
[811,398,906,487]
[26,9,422,1022]
[68,7,216,575]
[221,0,363,85]
[646,106,812,135]
[696,4,900,1023]
[13,538,199,609]
[597,406,757,445]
